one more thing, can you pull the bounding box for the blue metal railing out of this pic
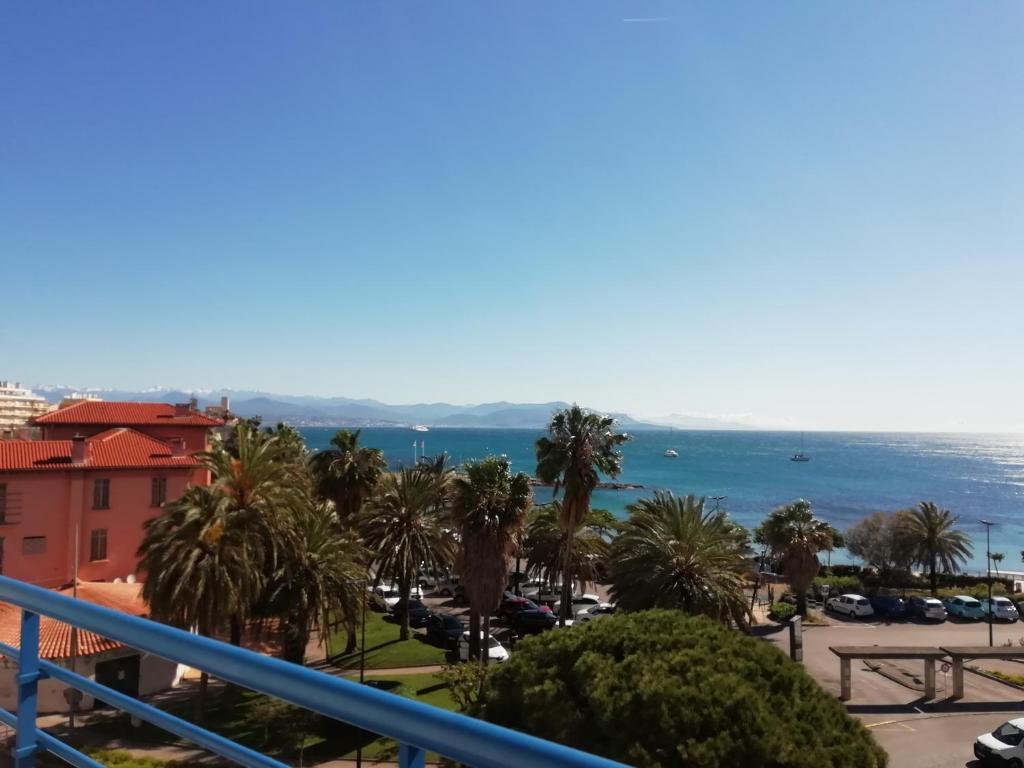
[0,576,627,768]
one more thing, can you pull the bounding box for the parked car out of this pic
[552,594,603,617]
[435,576,461,598]
[523,585,562,605]
[511,608,558,635]
[982,596,1020,622]
[370,584,402,612]
[392,598,433,628]
[975,718,1024,763]
[826,594,875,618]
[496,595,551,622]
[417,569,447,590]
[457,631,509,664]
[908,596,947,621]
[945,595,985,620]
[869,595,907,619]
[425,614,464,649]
[576,603,616,622]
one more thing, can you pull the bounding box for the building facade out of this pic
[0,381,53,437]
[0,401,220,587]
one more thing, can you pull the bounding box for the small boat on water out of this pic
[791,432,810,462]
[412,425,429,432]
[664,449,679,458]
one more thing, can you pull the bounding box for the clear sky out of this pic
[2,2,1022,432]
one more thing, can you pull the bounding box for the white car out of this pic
[576,603,616,622]
[370,583,422,612]
[552,594,603,616]
[983,596,1020,622]
[975,718,1024,763]
[435,576,461,597]
[457,631,509,664]
[826,593,875,618]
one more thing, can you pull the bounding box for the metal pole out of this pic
[356,578,367,768]
[69,525,79,729]
[981,519,993,647]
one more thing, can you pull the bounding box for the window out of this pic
[93,478,110,509]
[90,529,108,562]
[22,536,46,556]
[151,477,167,507]
[0,484,6,523]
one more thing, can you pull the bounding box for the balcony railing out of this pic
[0,576,627,768]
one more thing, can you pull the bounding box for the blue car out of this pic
[869,595,907,619]
[944,595,985,620]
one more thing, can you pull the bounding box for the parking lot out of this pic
[768,611,1024,768]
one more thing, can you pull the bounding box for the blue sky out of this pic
[2,2,1022,431]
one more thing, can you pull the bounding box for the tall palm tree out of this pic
[309,429,386,521]
[609,492,752,627]
[264,501,366,663]
[451,457,532,663]
[360,467,455,639]
[523,502,609,596]
[138,486,265,721]
[535,405,629,623]
[904,501,973,595]
[992,552,1004,578]
[759,500,836,617]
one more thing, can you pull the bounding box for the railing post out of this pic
[398,743,425,768]
[14,609,40,767]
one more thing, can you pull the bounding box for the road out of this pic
[768,612,1024,767]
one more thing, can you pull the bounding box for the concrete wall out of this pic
[0,649,181,714]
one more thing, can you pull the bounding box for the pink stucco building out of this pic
[0,401,221,587]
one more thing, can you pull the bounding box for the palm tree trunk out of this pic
[796,592,808,618]
[195,671,208,724]
[481,613,490,667]
[399,570,411,641]
[560,522,577,626]
[930,552,938,595]
[283,614,309,664]
[468,607,481,661]
[229,616,242,647]
[344,619,358,655]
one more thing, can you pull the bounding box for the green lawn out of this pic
[77,670,458,764]
[327,609,449,670]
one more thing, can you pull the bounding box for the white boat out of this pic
[790,432,810,462]
[664,449,679,458]
[412,425,429,432]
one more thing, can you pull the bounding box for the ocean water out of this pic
[298,428,1024,573]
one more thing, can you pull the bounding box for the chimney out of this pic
[71,434,88,464]
[170,437,187,458]
[173,403,191,417]
[220,396,230,411]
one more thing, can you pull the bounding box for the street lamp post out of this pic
[711,495,727,513]
[981,519,994,647]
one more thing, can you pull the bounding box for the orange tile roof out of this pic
[34,401,221,427]
[0,581,148,660]
[0,428,202,472]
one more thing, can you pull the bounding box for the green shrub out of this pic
[812,575,863,597]
[84,751,180,768]
[480,610,886,768]
[769,602,796,621]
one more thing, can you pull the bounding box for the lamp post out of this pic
[711,495,727,513]
[980,519,994,647]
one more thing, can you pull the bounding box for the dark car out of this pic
[392,598,433,628]
[869,595,907,619]
[425,614,464,649]
[908,596,947,621]
[496,595,551,622]
[512,608,558,635]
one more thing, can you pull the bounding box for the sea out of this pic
[298,428,1024,573]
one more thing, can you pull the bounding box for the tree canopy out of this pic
[480,611,886,768]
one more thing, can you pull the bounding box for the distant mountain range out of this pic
[32,385,754,430]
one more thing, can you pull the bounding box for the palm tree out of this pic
[759,500,836,617]
[264,501,366,663]
[138,486,265,721]
[451,457,532,663]
[535,405,629,623]
[609,492,752,627]
[523,502,609,596]
[904,501,973,595]
[360,467,455,639]
[991,552,1004,579]
[309,429,386,521]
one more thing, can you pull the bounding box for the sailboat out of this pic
[790,432,810,462]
